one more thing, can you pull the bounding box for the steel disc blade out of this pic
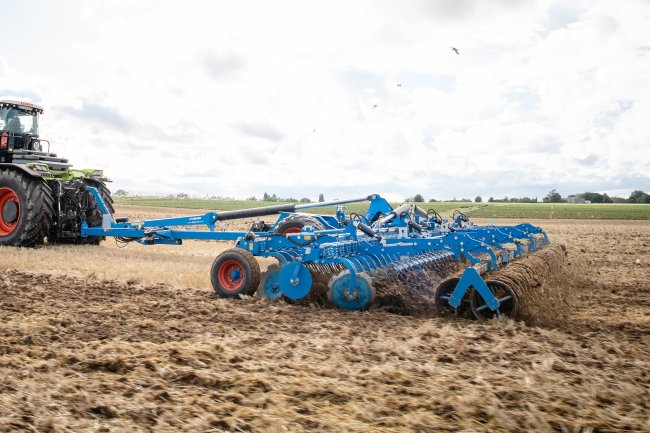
[279,262,312,300]
[328,271,375,310]
[259,264,283,299]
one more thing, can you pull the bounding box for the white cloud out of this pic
[1,0,648,201]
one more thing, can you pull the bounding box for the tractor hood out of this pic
[70,168,112,182]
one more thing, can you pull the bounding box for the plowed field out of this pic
[0,206,648,432]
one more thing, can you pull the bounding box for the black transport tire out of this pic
[274,214,325,234]
[211,249,261,298]
[50,179,114,245]
[0,168,54,247]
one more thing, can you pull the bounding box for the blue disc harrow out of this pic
[82,190,551,320]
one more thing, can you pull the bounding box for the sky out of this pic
[1,0,649,201]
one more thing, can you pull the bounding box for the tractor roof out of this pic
[0,100,44,114]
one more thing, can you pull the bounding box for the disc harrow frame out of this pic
[82,190,550,319]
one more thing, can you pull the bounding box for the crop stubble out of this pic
[0,206,648,432]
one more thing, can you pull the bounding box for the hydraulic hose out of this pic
[355,221,377,238]
[407,220,423,233]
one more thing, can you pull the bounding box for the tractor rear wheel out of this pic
[79,179,114,245]
[274,214,324,234]
[85,179,115,214]
[0,168,54,247]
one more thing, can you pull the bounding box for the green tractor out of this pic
[0,100,114,246]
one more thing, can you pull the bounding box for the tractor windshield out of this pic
[0,107,39,135]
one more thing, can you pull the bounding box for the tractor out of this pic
[0,100,114,246]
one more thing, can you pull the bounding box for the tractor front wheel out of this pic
[0,169,53,247]
[211,249,261,298]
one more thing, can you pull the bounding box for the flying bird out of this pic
[372,104,378,109]
[397,83,402,87]
[450,47,460,55]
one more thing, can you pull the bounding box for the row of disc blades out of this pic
[257,261,519,318]
[258,263,376,310]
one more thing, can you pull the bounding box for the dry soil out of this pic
[0,206,648,432]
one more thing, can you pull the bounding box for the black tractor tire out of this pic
[81,179,114,245]
[85,179,115,214]
[49,179,114,245]
[274,213,325,234]
[211,249,261,298]
[0,168,54,247]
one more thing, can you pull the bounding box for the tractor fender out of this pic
[0,163,52,179]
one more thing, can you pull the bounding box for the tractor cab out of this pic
[0,100,45,155]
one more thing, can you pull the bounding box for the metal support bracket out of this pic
[448,267,499,311]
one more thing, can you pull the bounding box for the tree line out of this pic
[113,189,650,204]
[258,192,327,203]
[404,189,650,204]
[404,195,536,203]
[542,189,650,203]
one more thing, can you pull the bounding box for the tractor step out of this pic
[11,150,72,170]
[12,150,69,162]
[11,149,66,159]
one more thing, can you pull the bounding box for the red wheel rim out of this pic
[283,227,302,234]
[0,187,20,237]
[217,259,245,291]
